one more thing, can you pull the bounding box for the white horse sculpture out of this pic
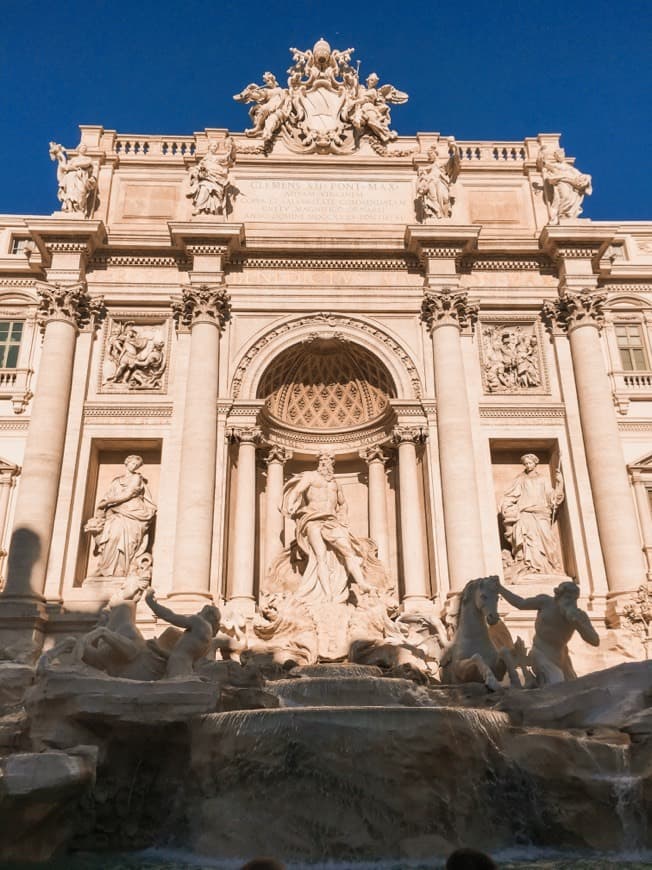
[440,575,520,691]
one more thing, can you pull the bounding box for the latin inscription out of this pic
[234,178,413,223]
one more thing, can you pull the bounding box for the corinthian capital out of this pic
[421,287,478,331]
[359,445,388,464]
[228,426,263,445]
[265,445,293,465]
[392,426,427,445]
[541,287,606,334]
[172,285,231,329]
[36,281,105,332]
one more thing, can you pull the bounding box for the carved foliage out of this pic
[421,288,478,331]
[171,285,231,329]
[36,281,105,332]
[392,426,427,445]
[541,288,606,333]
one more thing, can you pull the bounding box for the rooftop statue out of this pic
[415,143,461,221]
[187,137,237,216]
[536,145,592,223]
[48,142,98,216]
[234,39,407,154]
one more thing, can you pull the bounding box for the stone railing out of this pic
[0,368,33,413]
[114,136,197,160]
[611,370,652,414]
[456,142,527,163]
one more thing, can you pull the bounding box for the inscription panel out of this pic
[233,178,414,223]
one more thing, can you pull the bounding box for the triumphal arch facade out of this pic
[0,39,651,668]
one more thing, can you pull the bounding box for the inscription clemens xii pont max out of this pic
[235,178,413,223]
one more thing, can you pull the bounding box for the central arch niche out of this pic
[257,337,396,434]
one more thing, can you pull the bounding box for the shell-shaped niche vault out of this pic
[257,338,396,431]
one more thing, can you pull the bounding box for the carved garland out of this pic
[231,314,422,400]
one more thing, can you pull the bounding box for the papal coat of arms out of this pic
[233,38,408,154]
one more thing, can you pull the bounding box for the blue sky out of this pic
[2,0,650,219]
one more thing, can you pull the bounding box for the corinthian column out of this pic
[263,445,292,575]
[421,288,486,591]
[392,427,430,607]
[543,287,646,595]
[4,283,103,600]
[228,428,262,616]
[360,445,390,567]
[170,285,230,600]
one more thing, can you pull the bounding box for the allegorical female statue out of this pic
[500,453,564,575]
[49,142,98,216]
[186,138,236,216]
[85,455,157,578]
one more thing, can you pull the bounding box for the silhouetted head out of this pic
[199,604,220,634]
[240,860,285,870]
[446,847,497,869]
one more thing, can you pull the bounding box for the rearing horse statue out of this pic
[440,575,520,691]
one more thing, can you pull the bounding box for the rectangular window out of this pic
[10,238,27,254]
[0,321,23,368]
[615,323,649,371]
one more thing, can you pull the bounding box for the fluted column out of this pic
[543,287,645,595]
[229,427,262,615]
[170,285,230,599]
[421,288,486,591]
[630,472,652,581]
[360,445,390,567]
[264,445,292,575]
[392,427,430,607]
[3,283,103,601]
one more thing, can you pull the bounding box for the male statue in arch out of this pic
[276,452,389,604]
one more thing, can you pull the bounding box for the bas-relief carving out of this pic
[186,138,237,216]
[500,453,565,580]
[102,320,167,391]
[415,143,460,222]
[622,585,652,658]
[48,142,98,217]
[84,455,157,580]
[481,324,542,393]
[536,146,592,224]
[234,39,407,154]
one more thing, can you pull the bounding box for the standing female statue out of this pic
[49,142,98,216]
[85,455,157,577]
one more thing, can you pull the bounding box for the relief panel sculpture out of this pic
[102,319,168,392]
[481,323,544,393]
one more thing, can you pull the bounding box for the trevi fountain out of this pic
[0,39,651,869]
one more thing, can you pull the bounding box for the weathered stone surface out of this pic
[26,670,220,748]
[496,660,652,729]
[0,662,34,706]
[0,748,96,862]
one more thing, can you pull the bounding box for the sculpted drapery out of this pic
[86,455,157,578]
[501,454,564,575]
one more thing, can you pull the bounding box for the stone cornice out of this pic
[404,225,480,266]
[168,222,244,258]
[25,219,106,261]
[539,225,614,263]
